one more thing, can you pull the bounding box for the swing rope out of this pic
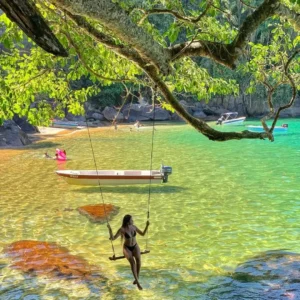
[85,118,116,258]
[145,86,157,250]
[85,86,157,260]
[110,87,157,261]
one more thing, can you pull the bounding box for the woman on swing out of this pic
[107,214,150,290]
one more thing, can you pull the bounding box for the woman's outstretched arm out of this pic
[107,224,121,240]
[136,220,150,236]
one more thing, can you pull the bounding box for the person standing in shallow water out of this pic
[107,215,150,290]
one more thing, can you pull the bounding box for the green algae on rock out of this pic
[4,240,97,280]
[77,203,119,223]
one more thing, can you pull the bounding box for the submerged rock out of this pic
[77,203,119,223]
[207,250,300,299]
[4,240,96,280]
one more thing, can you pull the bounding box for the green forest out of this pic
[0,0,300,141]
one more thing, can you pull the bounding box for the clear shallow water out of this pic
[0,120,299,299]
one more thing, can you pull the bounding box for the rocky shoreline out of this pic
[2,97,300,148]
[0,103,182,148]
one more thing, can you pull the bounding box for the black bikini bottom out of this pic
[124,244,137,252]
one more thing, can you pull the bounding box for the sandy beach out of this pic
[1,123,150,150]
[26,126,87,144]
[37,127,69,135]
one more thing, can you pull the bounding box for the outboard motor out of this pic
[161,165,172,183]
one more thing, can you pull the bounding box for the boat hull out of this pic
[51,120,79,129]
[222,117,246,125]
[56,170,167,185]
[246,125,288,133]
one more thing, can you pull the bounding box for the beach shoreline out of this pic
[0,121,182,149]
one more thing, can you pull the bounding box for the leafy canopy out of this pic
[0,0,299,141]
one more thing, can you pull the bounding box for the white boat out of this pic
[246,124,288,133]
[216,112,246,125]
[51,120,79,129]
[56,165,172,186]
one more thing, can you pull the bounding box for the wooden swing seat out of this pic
[109,250,150,261]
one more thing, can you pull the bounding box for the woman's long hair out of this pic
[121,214,132,243]
[122,214,132,228]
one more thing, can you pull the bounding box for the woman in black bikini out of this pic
[107,214,150,290]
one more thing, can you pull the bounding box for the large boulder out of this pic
[92,112,105,121]
[66,113,86,122]
[122,104,171,121]
[13,115,39,133]
[193,110,207,119]
[179,100,193,115]
[145,106,171,121]
[102,107,124,121]
[0,121,32,147]
[122,104,151,122]
[280,106,300,117]
[202,105,228,116]
[170,112,184,121]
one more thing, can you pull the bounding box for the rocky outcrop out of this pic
[102,107,124,121]
[75,94,300,125]
[206,94,300,118]
[0,120,32,147]
[3,93,300,148]
[13,115,39,133]
[121,104,171,122]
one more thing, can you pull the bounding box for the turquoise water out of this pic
[0,120,299,299]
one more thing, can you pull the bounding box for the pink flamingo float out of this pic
[55,149,67,161]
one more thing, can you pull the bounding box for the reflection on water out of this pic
[0,121,299,299]
[75,185,186,195]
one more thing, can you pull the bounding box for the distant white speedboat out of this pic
[56,165,172,186]
[216,112,246,125]
[246,124,288,133]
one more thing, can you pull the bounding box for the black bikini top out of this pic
[124,230,136,239]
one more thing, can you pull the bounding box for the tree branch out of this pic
[52,0,172,75]
[9,0,298,143]
[239,0,257,10]
[169,0,299,69]
[137,3,211,25]
[271,49,300,130]
[169,41,236,69]
[63,10,149,70]
[143,65,267,141]
[0,0,68,56]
